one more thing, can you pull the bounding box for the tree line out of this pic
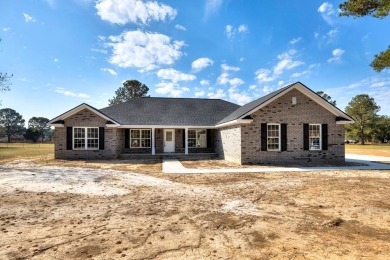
[0,108,51,143]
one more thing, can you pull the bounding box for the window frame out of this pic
[129,129,151,148]
[188,129,207,148]
[267,123,281,151]
[72,127,99,150]
[309,124,322,151]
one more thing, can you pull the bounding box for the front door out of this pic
[164,129,175,153]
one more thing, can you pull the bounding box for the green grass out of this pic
[0,143,54,161]
[345,143,390,156]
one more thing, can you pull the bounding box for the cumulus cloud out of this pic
[157,68,196,83]
[290,64,320,78]
[101,68,118,76]
[105,30,184,72]
[318,2,336,25]
[221,64,240,71]
[55,88,89,98]
[23,13,36,23]
[255,49,304,83]
[95,0,177,25]
[191,57,214,71]
[225,24,248,39]
[207,89,226,99]
[3,27,10,32]
[216,73,244,87]
[228,86,251,105]
[175,24,186,31]
[195,91,205,97]
[327,48,345,63]
[155,82,189,97]
[54,58,59,62]
[200,80,210,86]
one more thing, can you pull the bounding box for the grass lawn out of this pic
[345,143,390,156]
[0,143,54,161]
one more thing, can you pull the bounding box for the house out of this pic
[48,82,353,165]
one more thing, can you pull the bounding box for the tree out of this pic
[339,0,390,71]
[0,108,25,143]
[28,117,50,142]
[372,115,390,143]
[108,80,149,106]
[316,91,337,106]
[24,128,40,143]
[345,94,380,144]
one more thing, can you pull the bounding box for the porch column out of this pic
[185,128,188,154]
[151,127,155,155]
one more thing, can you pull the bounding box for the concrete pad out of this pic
[162,154,390,174]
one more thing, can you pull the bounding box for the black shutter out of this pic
[261,123,267,151]
[66,127,72,150]
[281,124,287,151]
[322,124,328,150]
[207,129,212,148]
[303,124,309,150]
[99,127,105,150]
[125,129,129,148]
[182,129,185,148]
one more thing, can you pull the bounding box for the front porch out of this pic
[118,152,218,160]
[121,128,215,156]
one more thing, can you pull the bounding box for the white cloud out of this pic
[278,81,285,87]
[55,88,89,98]
[204,0,223,19]
[216,73,244,86]
[91,48,108,54]
[155,82,189,97]
[327,48,345,63]
[262,86,273,94]
[255,49,304,83]
[157,68,196,83]
[54,58,59,62]
[225,24,248,39]
[290,64,320,78]
[318,2,336,25]
[228,86,251,105]
[238,24,248,33]
[221,64,240,71]
[249,84,257,90]
[314,32,319,39]
[3,27,10,32]
[23,13,36,23]
[255,69,274,83]
[239,57,245,62]
[105,30,184,71]
[175,24,186,31]
[95,0,177,25]
[191,57,214,71]
[290,37,302,44]
[207,89,226,99]
[327,29,338,38]
[195,91,205,97]
[101,68,117,76]
[200,80,210,86]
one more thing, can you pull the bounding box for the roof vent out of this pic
[292,97,297,105]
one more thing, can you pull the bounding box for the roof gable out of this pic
[217,82,353,125]
[47,103,120,126]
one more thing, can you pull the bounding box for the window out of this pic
[309,124,321,150]
[73,127,99,149]
[188,129,207,148]
[267,124,280,151]
[130,129,151,148]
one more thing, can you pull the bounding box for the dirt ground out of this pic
[1,156,390,259]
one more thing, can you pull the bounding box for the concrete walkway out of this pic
[162,154,390,174]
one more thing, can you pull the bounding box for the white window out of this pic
[130,129,151,148]
[267,124,280,151]
[188,129,207,148]
[73,127,99,150]
[309,124,321,150]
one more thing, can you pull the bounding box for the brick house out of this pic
[48,82,353,165]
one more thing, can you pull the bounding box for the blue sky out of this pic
[1,0,390,123]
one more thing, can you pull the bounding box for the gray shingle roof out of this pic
[217,82,296,125]
[99,97,240,126]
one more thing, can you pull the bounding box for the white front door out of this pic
[164,129,175,153]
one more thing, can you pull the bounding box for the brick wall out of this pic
[54,109,120,159]
[215,125,242,164]
[240,88,345,165]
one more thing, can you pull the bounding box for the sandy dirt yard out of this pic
[1,157,390,259]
